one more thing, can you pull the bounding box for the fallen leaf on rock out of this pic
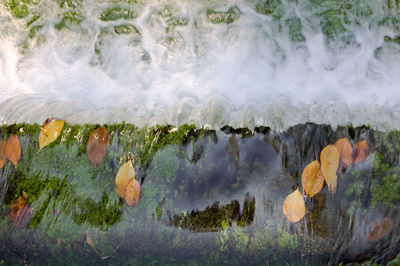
[368,217,393,241]
[5,134,21,167]
[12,206,33,228]
[38,119,65,150]
[86,127,110,168]
[283,189,305,223]
[115,160,136,198]
[124,178,140,207]
[320,145,339,194]
[8,192,32,228]
[353,140,369,163]
[302,160,324,198]
[0,140,7,169]
[334,138,353,167]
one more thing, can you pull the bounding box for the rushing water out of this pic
[0,0,400,129]
[0,123,399,265]
[1,0,400,265]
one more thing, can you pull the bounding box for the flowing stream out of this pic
[1,0,400,265]
[0,0,400,129]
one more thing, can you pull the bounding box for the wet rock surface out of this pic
[0,123,399,265]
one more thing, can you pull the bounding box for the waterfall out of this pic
[0,0,399,129]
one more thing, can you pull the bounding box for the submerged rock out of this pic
[0,123,399,265]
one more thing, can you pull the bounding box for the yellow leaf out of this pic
[124,178,140,207]
[283,189,305,223]
[0,140,7,169]
[38,119,65,150]
[5,134,21,167]
[301,160,324,198]
[320,145,339,194]
[334,138,353,167]
[115,160,136,198]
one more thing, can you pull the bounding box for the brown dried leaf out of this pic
[86,127,110,168]
[124,178,140,207]
[368,217,393,241]
[12,206,33,228]
[5,134,21,167]
[353,140,369,163]
[320,145,339,194]
[283,189,305,223]
[302,160,324,198]
[39,119,65,150]
[8,196,26,221]
[0,140,7,169]
[115,161,136,198]
[8,192,32,228]
[334,138,353,167]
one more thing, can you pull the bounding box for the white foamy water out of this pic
[0,0,399,130]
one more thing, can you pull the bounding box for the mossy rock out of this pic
[285,17,305,42]
[114,24,139,35]
[99,6,136,21]
[1,123,400,264]
[320,15,346,36]
[55,11,83,30]
[7,0,29,18]
[255,0,281,16]
[56,0,82,9]
[206,6,241,24]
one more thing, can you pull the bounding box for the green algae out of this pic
[56,0,81,9]
[206,6,241,24]
[7,0,29,18]
[285,17,305,42]
[166,18,188,32]
[54,11,83,30]
[320,15,346,37]
[27,24,42,39]
[100,6,136,21]
[26,13,40,27]
[114,24,139,35]
[156,5,188,33]
[255,0,282,17]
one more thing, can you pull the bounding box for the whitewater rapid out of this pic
[0,0,399,130]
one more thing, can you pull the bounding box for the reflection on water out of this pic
[0,123,399,264]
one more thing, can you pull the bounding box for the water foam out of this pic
[0,0,399,130]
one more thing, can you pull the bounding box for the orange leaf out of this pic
[283,189,305,223]
[368,217,393,241]
[0,140,7,169]
[115,160,136,198]
[86,127,110,168]
[5,134,21,167]
[353,140,369,163]
[301,160,324,198]
[320,145,339,194]
[124,178,140,207]
[12,206,33,228]
[8,192,32,228]
[334,138,353,167]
